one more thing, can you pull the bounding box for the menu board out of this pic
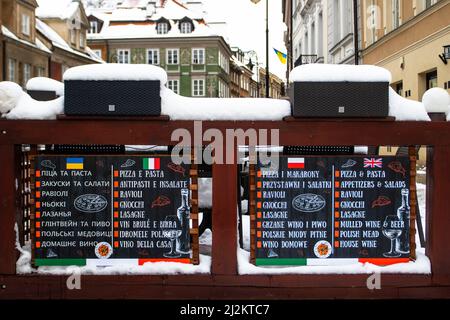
[33,156,192,266]
[254,156,412,266]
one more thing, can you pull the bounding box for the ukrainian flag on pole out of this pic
[273,48,287,64]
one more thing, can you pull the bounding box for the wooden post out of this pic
[189,155,200,265]
[408,146,417,260]
[249,163,256,265]
[427,145,450,279]
[212,163,238,275]
[0,144,18,274]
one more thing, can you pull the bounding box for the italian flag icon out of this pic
[143,158,161,170]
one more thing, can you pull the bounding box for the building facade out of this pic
[360,0,450,101]
[36,0,103,81]
[283,0,360,79]
[1,0,51,85]
[87,0,233,98]
[259,68,284,99]
[230,48,253,98]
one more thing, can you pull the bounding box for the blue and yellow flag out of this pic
[273,48,287,64]
[66,157,84,170]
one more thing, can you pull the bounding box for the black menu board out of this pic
[254,156,412,266]
[33,156,191,266]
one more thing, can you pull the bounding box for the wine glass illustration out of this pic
[162,215,182,258]
[382,215,403,257]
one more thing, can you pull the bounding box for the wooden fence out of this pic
[0,118,449,299]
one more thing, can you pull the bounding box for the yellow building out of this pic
[361,0,450,101]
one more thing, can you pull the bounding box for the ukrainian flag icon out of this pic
[66,158,84,170]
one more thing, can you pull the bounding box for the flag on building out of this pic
[66,158,84,170]
[143,158,161,170]
[287,158,305,169]
[273,48,287,64]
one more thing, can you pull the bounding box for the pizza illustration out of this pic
[74,194,108,213]
[292,193,326,212]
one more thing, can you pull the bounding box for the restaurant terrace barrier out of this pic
[0,118,449,299]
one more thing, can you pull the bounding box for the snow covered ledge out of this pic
[237,249,430,275]
[1,63,434,121]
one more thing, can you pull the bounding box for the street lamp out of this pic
[251,0,270,98]
[244,50,261,97]
[438,45,450,65]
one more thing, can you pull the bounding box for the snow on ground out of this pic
[161,87,291,121]
[199,178,212,208]
[26,77,64,96]
[290,64,392,83]
[5,94,64,120]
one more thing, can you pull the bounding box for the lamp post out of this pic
[245,50,260,97]
[251,0,270,98]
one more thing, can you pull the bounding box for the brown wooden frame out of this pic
[0,119,449,299]
[28,153,200,266]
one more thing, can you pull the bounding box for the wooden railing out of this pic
[0,118,449,299]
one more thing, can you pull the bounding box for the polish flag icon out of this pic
[288,158,305,169]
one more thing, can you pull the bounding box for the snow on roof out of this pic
[88,19,217,40]
[26,77,65,96]
[110,8,148,21]
[63,63,168,84]
[1,25,51,54]
[36,0,79,20]
[151,0,203,21]
[36,19,103,63]
[231,55,251,72]
[290,64,392,83]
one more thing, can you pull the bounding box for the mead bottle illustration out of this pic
[396,188,410,254]
[176,189,191,254]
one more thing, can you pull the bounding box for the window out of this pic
[157,22,169,34]
[192,79,205,97]
[180,22,192,34]
[89,21,98,34]
[118,49,130,64]
[395,82,403,96]
[23,64,31,86]
[37,66,46,77]
[192,48,205,64]
[147,49,159,65]
[93,49,102,58]
[79,33,85,48]
[392,0,401,29]
[8,59,16,82]
[167,79,179,94]
[70,29,76,44]
[426,70,438,90]
[218,51,229,74]
[21,14,30,36]
[167,49,179,64]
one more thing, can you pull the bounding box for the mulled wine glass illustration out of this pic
[162,215,182,258]
[382,215,403,257]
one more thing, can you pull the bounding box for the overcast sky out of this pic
[203,0,287,80]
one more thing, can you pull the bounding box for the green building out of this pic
[87,0,232,97]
